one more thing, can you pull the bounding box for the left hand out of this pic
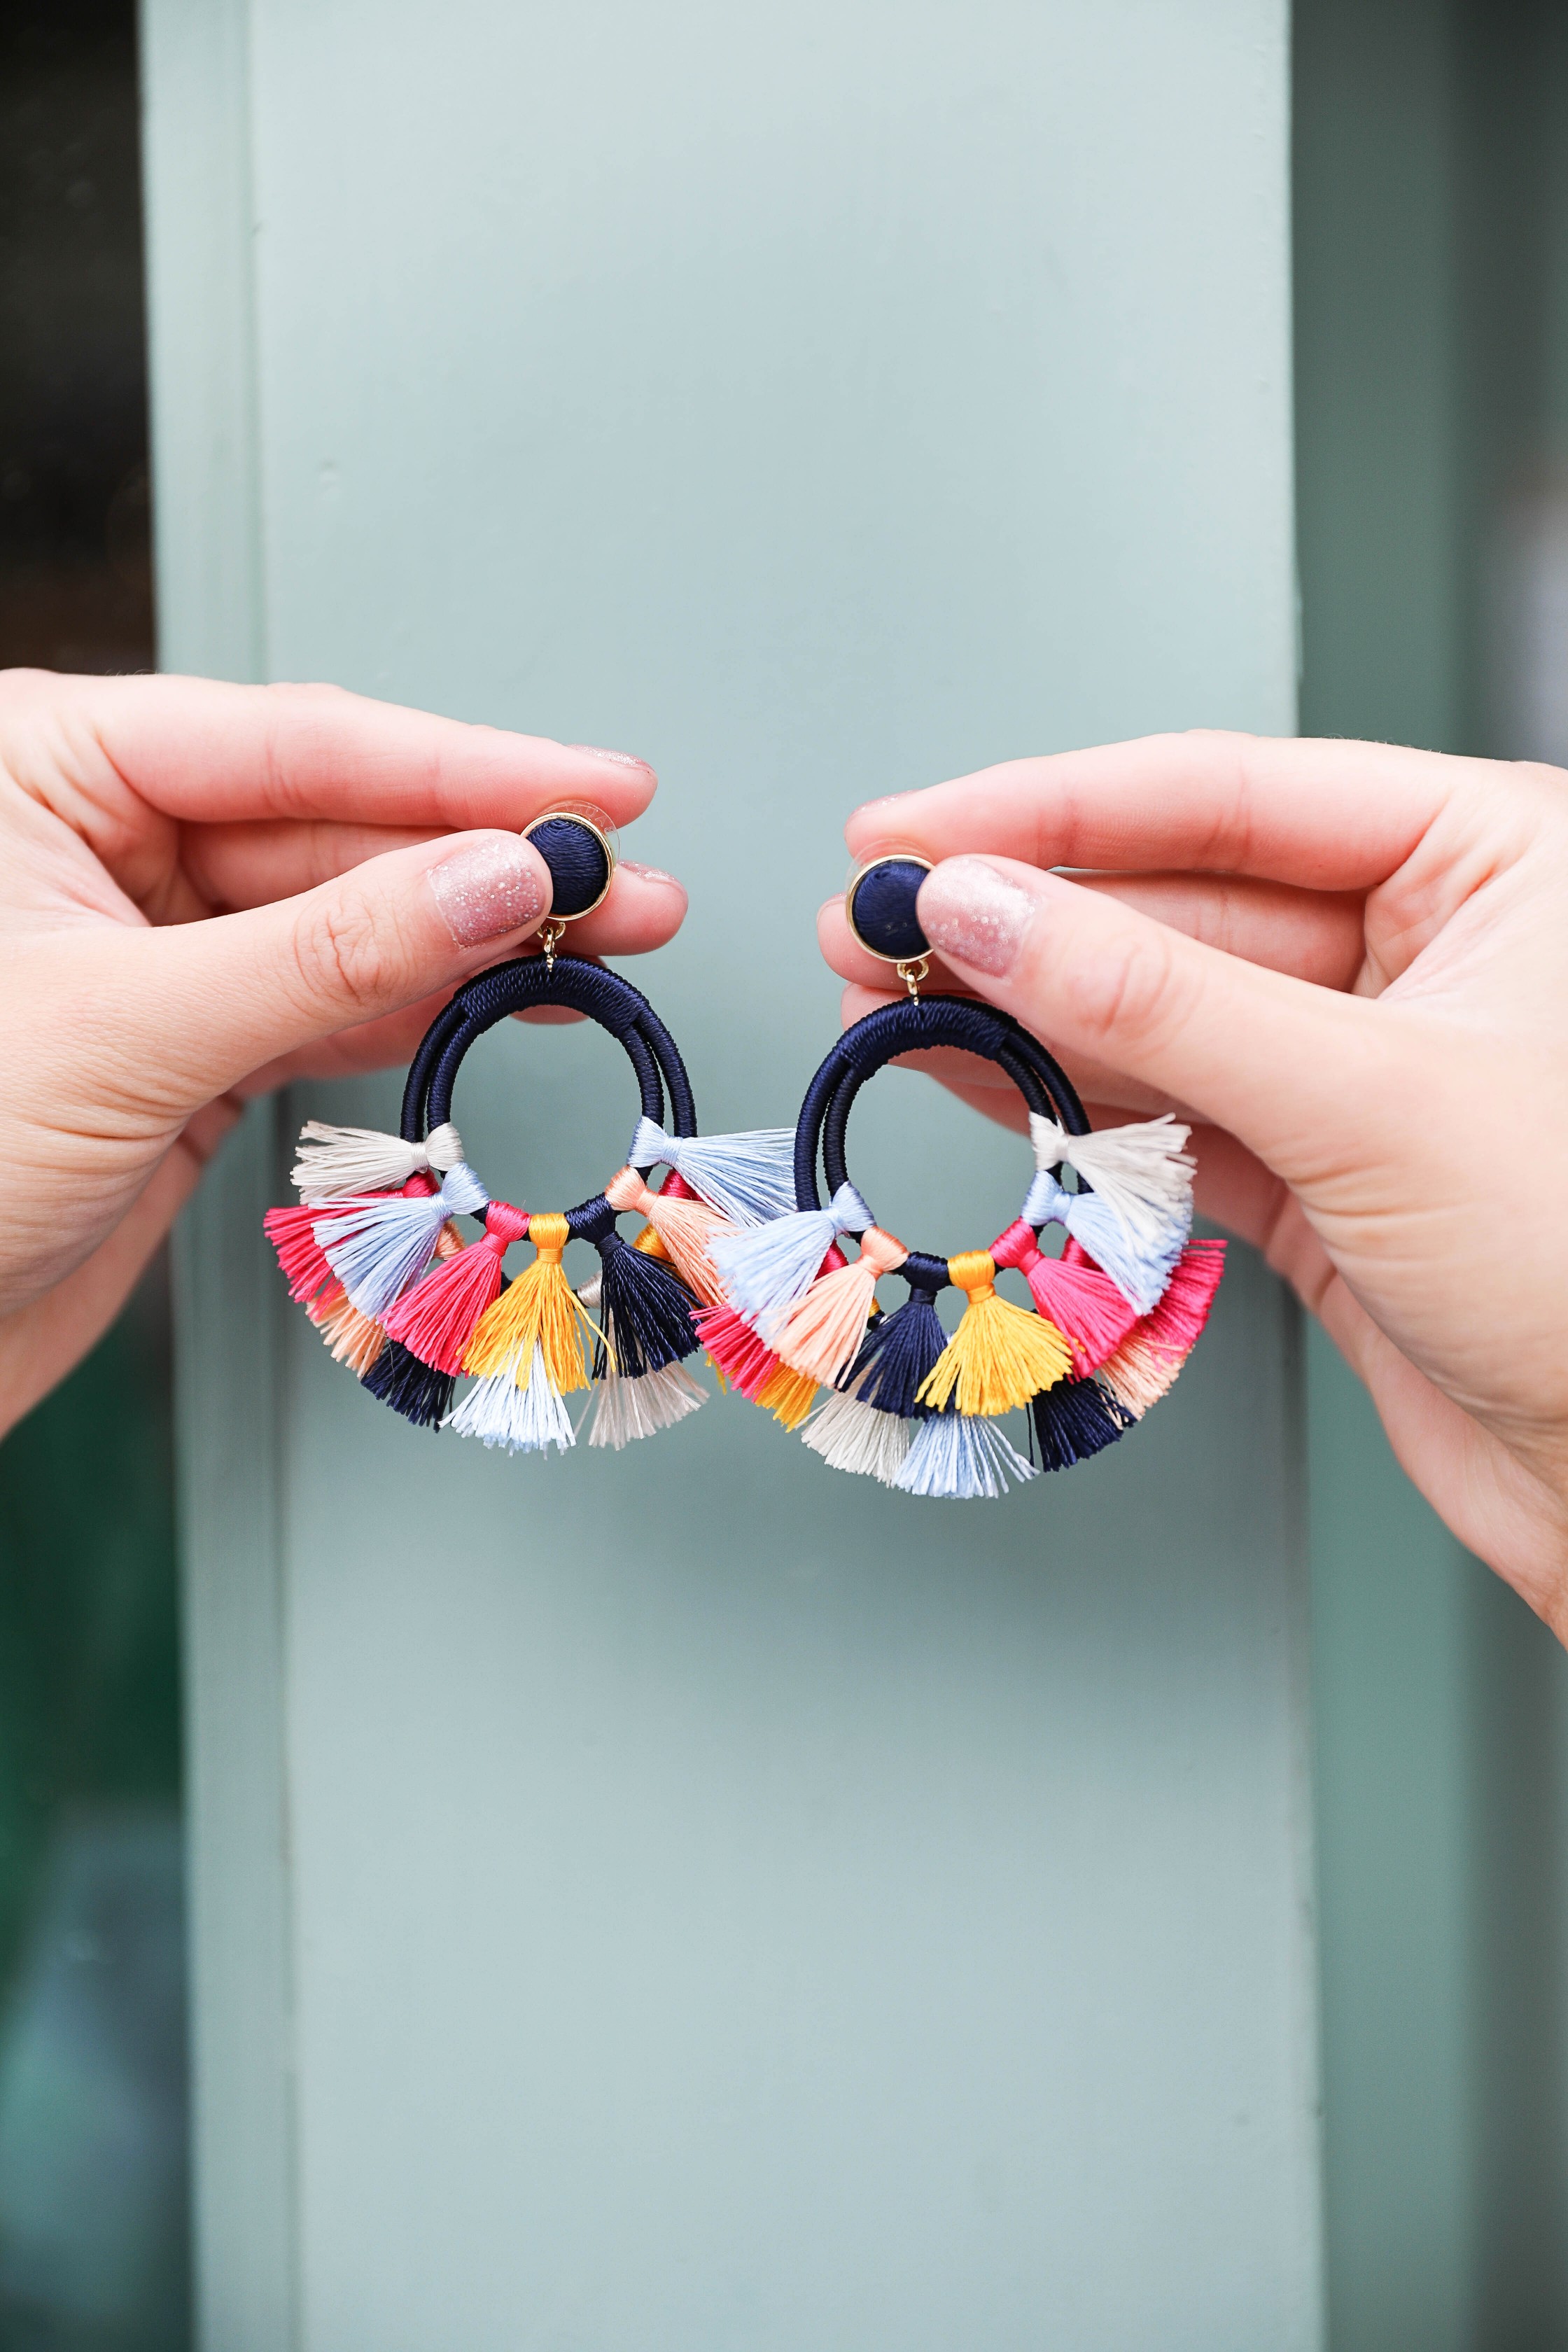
[0,668,685,1432]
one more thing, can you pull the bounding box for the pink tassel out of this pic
[1140,1236,1226,1353]
[692,1303,781,1399]
[383,1199,528,1371]
[694,1245,848,1399]
[990,1219,1139,1374]
[267,1169,438,1308]
[606,1166,735,1306]
[1098,1238,1227,1413]
[771,1226,907,1385]
[265,1201,340,1303]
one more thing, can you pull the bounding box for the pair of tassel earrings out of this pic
[264,821,1224,1498]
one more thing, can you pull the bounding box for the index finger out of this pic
[71,672,659,830]
[844,729,1466,891]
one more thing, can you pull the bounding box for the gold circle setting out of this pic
[845,850,934,964]
[522,808,618,922]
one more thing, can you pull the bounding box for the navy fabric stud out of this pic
[848,856,931,962]
[528,813,612,918]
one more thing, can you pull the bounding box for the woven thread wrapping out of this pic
[787,995,1091,1287]
[397,954,700,1239]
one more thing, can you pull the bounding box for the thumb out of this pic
[131,830,552,1109]
[916,854,1375,1175]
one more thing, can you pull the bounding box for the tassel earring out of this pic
[711,850,1224,1497]
[262,808,789,1455]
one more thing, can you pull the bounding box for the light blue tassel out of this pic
[316,1162,488,1320]
[895,1412,1037,1499]
[1021,1170,1185,1315]
[445,1343,575,1455]
[710,1181,873,1337]
[628,1116,797,1227]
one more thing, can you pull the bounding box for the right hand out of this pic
[820,734,1568,1631]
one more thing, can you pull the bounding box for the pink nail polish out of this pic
[918,857,1035,976]
[428,838,547,947]
[567,744,657,778]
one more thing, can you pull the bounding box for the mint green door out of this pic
[144,3,1317,2344]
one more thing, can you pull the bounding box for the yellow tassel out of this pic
[461,1212,602,1392]
[917,1249,1072,1417]
[757,1359,817,1430]
[634,1224,671,1261]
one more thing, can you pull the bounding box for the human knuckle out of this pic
[1060,925,1180,1052]
[293,886,398,1014]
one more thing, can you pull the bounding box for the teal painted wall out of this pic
[146,4,1319,2343]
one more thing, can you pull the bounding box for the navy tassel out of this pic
[1030,1376,1135,1472]
[594,1232,700,1378]
[362,1338,456,1429]
[846,1283,947,1417]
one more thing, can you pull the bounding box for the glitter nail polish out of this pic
[918,857,1036,976]
[567,744,656,776]
[428,838,547,948]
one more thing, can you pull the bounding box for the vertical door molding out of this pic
[141,2,300,2344]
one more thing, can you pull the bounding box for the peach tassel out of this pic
[771,1226,908,1385]
[606,1166,734,1306]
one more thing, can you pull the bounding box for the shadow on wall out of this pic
[1296,1,1568,2348]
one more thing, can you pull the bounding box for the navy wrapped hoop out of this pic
[791,995,1091,1284]
[266,937,748,1451]
[699,965,1214,1497]
[399,953,697,1238]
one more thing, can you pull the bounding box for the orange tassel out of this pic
[756,1359,818,1429]
[463,1212,600,1392]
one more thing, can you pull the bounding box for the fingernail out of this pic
[918,856,1036,976]
[620,859,685,892]
[567,743,657,779]
[428,836,548,947]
